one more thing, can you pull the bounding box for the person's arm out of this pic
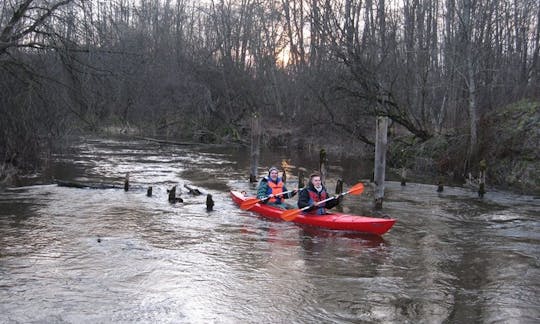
[257,180,269,201]
[297,189,315,211]
[281,185,297,199]
[323,188,340,209]
[325,196,339,209]
[288,186,298,198]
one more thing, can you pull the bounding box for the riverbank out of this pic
[263,100,540,195]
[1,100,538,195]
[0,163,18,189]
[386,100,539,195]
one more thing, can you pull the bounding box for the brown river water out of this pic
[0,137,538,323]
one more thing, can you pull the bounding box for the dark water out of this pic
[0,137,538,323]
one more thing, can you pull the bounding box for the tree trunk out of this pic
[374,116,388,209]
[249,113,261,182]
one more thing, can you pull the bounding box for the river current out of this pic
[0,137,538,323]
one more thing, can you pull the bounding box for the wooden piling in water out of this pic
[319,149,328,185]
[478,159,486,198]
[437,180,444,192]
[206,194,214,211]
[374,117,388,209]
[298,171,305,189]
[335,179,343,195]
[124,172,129,191]
[400,168,407,186]
[249,113,261,183]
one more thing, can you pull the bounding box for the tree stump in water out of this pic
[478,160,487,198]
[374,197,383,209]
[206,194,214,211]
[334,179,344,211]
[335,179,343,195]
[168,185,183,203]
[400,168,407,186]
[297,171,305,189]
[437,180,444,192]
[124,173,129,191]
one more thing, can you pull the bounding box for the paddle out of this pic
[240,189,297,210]
[281,182,365,221]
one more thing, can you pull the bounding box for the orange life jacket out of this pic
[266,177,284,203]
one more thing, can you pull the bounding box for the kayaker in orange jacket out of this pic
[297,172,340,215]
[257,166,297,209]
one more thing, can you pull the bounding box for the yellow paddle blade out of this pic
[348,182,364,195]
[240,198,260,210]
[281,208,302,221]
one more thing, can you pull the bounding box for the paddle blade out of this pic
[281,208,301,222]
[348,182,365,195]
[240,198,260,210]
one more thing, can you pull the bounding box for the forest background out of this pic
[1,0,538,194]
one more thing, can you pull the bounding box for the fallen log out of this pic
[135,136,198,146]
[184,184,202,195]
[56,179,121,189]
[56,179,143,190]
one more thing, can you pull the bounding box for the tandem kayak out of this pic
[231,191,396,235]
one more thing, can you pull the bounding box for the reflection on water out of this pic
[0,137,539,323]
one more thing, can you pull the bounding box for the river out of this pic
[0,137,538,323]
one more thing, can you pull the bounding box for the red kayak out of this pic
[231,191,395,235]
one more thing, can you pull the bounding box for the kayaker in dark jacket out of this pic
[298,172,339,215]
[257,166,297,209]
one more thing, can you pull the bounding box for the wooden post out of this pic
[335,178,344,212]
[298,171,305,189]
[249,113,261,182]
[437,180,444,192]
[335,179,343,194]
[206,194,214,211]
[281,160,290,184]
[124,172,129,191]
[400,168,407,186]
[319,149,328,185]
[478,159,486,198]
[374,116,388,209]
[168,185,176,203]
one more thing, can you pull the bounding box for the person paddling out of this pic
[297,172,340,215]
[257,166,297,209]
